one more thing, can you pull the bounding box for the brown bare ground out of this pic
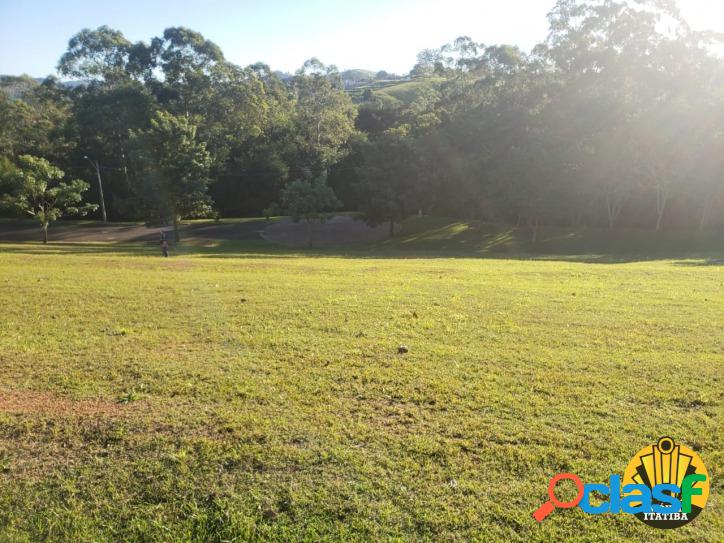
[0,219,266,243]
[0,388,136,417]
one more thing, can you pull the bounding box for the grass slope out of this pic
[381,216,724,259]
[351,77,443,105]
[0,241,721,542]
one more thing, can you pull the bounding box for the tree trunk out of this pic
[173,216,180,243]
[606,192,615,229]
[699,199,712,232]
[530,215,539,243]
[655,184,668,232]
[389,219,395,238]
[42,224,48,244]
[307,220,313,248]
[95,161,107,223]
[605,189,626,230]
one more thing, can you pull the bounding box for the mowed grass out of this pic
[0,242,721,542]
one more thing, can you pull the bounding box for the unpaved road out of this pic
[0,220,267,243]
[0,216,389,246]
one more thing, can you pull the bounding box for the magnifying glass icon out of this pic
[533,473,584,522]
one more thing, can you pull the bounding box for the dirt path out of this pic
[0,216,389,246]
[0,220,268,243]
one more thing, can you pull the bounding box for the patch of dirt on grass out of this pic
[0,389,135,417]
[162,258,193,269]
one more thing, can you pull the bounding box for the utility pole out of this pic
[121,152,131,190]
[84,155,107,222]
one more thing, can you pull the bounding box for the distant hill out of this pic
[0,75,37,98]
[339,69,376,82]
[0,75,86,98]
[1,69,420,102]
[339,69,403,90]
[349,76,443,106]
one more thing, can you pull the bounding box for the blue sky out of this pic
[0,0,722,78]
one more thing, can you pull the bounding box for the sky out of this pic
[1,0,723,78]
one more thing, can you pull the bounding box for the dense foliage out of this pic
[0,155,96,242]
[1,0,723,233]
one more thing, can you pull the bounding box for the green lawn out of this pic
[0,241,721,542]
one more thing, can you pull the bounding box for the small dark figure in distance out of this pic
[159,230,169,257]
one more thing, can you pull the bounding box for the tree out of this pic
[58,26,135,83]
[354,130,418,237]
[0,92,21,157]
[129,111,212,241]
[71,81,156,219]
[279,175,341,247]
[0,77,75,162]
[291,60,357,177]
[0,155,96,243]
[158,27,225,87]
[4,16,724,232]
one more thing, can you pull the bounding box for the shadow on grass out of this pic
[183,224,724,264]
[0,242,159,256]
[0,218,271,245]
[672,259,724,267]
[1,238,722,265]
[1,217,722,263]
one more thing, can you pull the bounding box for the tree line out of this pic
[1,0,723,240]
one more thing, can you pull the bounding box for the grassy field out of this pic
[0,238,722,542]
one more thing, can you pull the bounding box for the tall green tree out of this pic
[0,155,96,243]
[280,174,341,247]
[129,111,212,241]
[72,81,156,217]
[290,59,357,177]
[0,77,75,162]
[354,130,418,237]
[58,26,135,83]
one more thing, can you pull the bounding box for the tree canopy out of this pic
[129,110,212,240]
[1,0,723,234]
[279,175,341,247]
[0,155,96,242]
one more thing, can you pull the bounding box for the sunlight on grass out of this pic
[0,243,721,542]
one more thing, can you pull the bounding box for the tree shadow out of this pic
[0,220,722,265]
[0,218,269,244]
[2,240,716,265]
[0,242,158,257]
[672,259,724,267]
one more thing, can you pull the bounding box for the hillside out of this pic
[381,216,724,258]
[350,77,444,106]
